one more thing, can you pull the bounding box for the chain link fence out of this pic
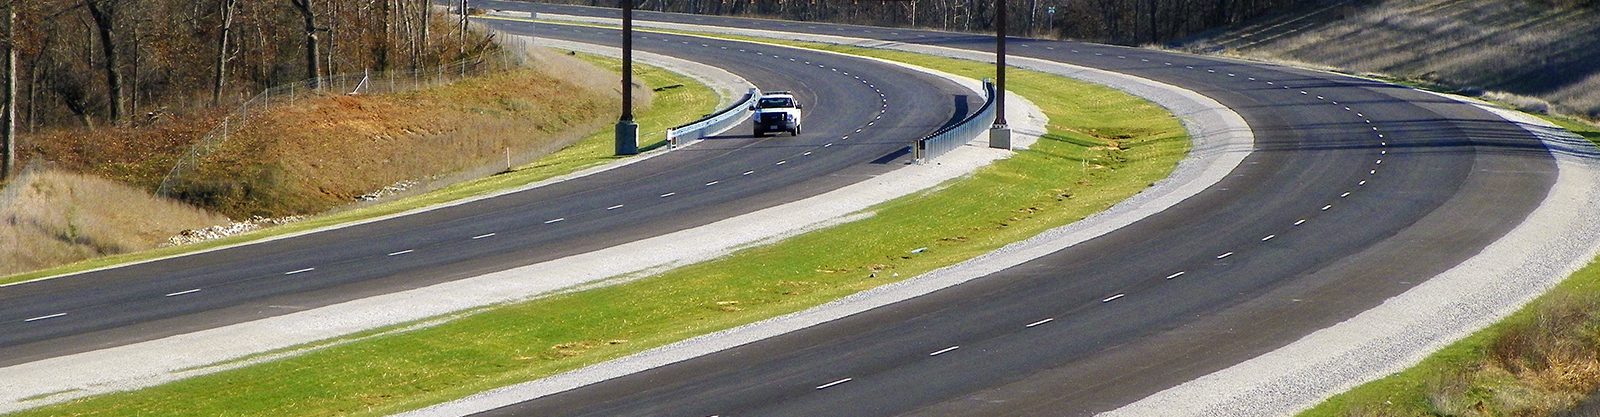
[156,30,537,198]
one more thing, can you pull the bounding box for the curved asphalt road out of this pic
[466,3,1562,416]
[0,23,980,367]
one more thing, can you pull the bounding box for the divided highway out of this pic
[0,23,979,367]
[464,3,1562,416]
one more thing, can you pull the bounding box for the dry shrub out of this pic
[0,167,229,276]
[1490,295,1600,393]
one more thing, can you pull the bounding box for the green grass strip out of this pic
[13,36,1189,416]
[0,58,716,287]
[1302,116,1600,417]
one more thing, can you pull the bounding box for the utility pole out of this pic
[990,0,1011,149]
[615,0,638,155]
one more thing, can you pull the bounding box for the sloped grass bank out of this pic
[0,56,714,288]
[13,42,1188,416]
[1303,117,1600,417]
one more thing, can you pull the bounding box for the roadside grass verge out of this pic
[12,36,1188,416]
[1301,117,1600,417]
[0,56,714,287]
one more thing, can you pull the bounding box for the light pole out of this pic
[616,0,639,155]
[990,0,1012,150]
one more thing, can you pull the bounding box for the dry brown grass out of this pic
[163,47,632,218]
[1187,0,1600,119]
[0,167,229,276]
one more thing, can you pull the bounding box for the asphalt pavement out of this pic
[463,3,1560,416]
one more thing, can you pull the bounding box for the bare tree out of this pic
[83,0,123,122]
[3,0,15,180]
[289,0,320,89]
[212,0,236,105]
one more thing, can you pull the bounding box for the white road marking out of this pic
[1295,219,1308,226]
[1359,180,1367,186]
[1376,159,1383,165]
[929,346,961,356]
[1381,150,1387,155]
[742,170,755,176]
[1262,234,1277,241]
[803,151,813,156]
[1102,293,1127,303]
[776,160,788,165]
[1300,91,1308,95]
[1316,96,1324,100]
[1166,271,1186,280]
[705,181,719,186]
[387,249,414,256]
[1321,204,1333,211]
[23,313,66,322]
[544,218,566,224]
[1370,169,1378,175]
[816,378,853,390]
[606,204,625,210]
[1026,318,1055,327]
[1341,192,1351,198]
[471,233,496,240]
[660,192,677,198]
[165,289,201,297]
[284,268,315,275]
[1217,252,1235,259]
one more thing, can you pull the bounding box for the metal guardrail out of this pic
[914,79,998,162]
[667,88,760,148]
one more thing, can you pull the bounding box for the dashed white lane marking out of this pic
[1376,159,1383,165]
[1359,180,1367,186]
[742,170,755,176]
[1102,293,1127,303]
[23,313,66,322]
[607,204,625,210]
[929,346,961,356]
[387,249,414,256]
[1217,252,1235,259]
[1321,204,1333,211]
[1381,150,1387,155]
[471,233,496,240]
[1317,96,1324,100]
[1295,219,1308,226]
[705,181,720,186]
[544,218,566,224]
[1300,91,1308,95]
[816,378,853,390]
[284,268,315,275]
[165,289,201,297]
[1262,234,1277,241]
[1341,192,1352,198]
[824,143,833,147]
[803,151,813,156]
[1370,169,1378,175]
[660,192,677,198]
[1026,318,1055,327]
[1166,271,1187,280]
[776,160,788,166]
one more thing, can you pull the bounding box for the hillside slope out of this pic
[1184,0,1600,119]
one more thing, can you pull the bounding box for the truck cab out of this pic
[751,91,803,137]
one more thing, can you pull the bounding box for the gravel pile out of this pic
[164,215,308,247]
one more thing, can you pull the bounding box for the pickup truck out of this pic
[751,91,803,137]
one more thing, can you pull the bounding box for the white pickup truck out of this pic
[751,91,803,137]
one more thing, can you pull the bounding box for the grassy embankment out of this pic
[1303,117,1600,417]
[12,39,1189,416]
[0,53,715,286]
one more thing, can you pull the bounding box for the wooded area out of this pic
[560,0,1327,44]
[0,0,485,180]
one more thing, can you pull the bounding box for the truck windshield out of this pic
[758,97,794,108]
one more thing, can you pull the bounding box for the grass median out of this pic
[1303,116,1600,417]
[0,56,715,288]
[13,37,1189,416]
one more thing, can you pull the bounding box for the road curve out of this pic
[0,22,978,367]
[460,3,1561,416]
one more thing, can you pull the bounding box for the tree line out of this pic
[1,0,483,180]
[562,0,1324,44]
